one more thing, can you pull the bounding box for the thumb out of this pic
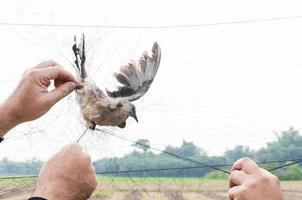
[45,82,77,105]
[228,186,241,200]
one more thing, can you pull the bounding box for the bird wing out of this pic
[72,34,87,79]
[106,42,161,102]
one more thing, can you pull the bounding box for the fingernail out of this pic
[69,82,77,91]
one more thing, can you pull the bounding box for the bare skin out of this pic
[0,60,77,137]
[228,157,283,200]
[33,144,97,200]
[0,61,97,199]
[0,61,284,200]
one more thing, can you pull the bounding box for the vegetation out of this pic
[93,127,302,179]
[1,178,302,200]
[1,127,302,180]
[0,159,42,176]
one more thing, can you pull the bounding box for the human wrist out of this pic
[32,188,58,200]
[31,192,53,200]
[33,180,70,200]
[0,101,20,137]
[28,197,47,200]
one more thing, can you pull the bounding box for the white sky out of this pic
[1,0,302,161]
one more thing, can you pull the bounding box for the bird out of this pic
[72,34,161,130]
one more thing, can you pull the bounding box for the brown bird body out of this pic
[72,34,161,129]
[76,77,136,128]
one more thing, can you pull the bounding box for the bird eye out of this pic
[117,102,123,107]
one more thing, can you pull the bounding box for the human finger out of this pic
[54,79,65,88]
[34,60,60,69]
[231,157,260,174]
[43,82,77,105]
[42,67,76,83]
[228,186,243,200]
[229,170,248,188]
[62,143,83,152]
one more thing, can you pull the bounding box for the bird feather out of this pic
[106,42,161,102]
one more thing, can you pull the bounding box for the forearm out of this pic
[0,101,19,137]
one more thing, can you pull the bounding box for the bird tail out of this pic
[72,34,87,80]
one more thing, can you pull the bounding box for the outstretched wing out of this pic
[106,42,161,102]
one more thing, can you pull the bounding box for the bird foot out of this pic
[89,122,96,130]
[118,121,126,128]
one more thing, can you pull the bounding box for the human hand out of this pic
[228,157,283,200]
[32,144,97,200]
[0,60,76,135]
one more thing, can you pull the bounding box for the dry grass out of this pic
[0,178,301,200]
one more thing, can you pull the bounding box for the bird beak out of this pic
[130,113,139,123]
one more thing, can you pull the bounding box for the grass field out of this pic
[0,177,301,199]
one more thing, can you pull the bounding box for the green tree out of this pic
[224,145,253,163]
[165,140,201,157]
[179,141,201,157]
[265,127,302,161]
[132,139,150,154]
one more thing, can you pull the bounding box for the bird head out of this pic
[129,106,138,123]
[119,100,138,122]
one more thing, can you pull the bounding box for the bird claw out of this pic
[88,122,96,130]
[118,121,126,128]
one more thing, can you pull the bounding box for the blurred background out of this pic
[1,0,302,199]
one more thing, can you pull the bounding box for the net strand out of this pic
[0,159,301,179]
[0,15,302,29]
[95,128,231,174]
